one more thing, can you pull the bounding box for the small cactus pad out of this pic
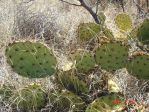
[5,41,57,78]
[137,19,149,44]
[75,52,95,73]
[58,73,89,95]
[78,23,101,42]
[127,55,149,80]
[95,42,128,71]
[115,13,132,31]
[86,94,124,112]
[49,91,86,112]
[13,84,46,111]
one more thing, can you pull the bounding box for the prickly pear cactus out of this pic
[127,55,149,80]
[75,51,95,73]
[137,19,149,44]
[86,94,124,112]
[78,22,101,43]
[95,42,129,72]
[5,41,57,78]
[58,72,89,95]
[115,13,132,31]
[49,91,86,112]
[13,84,46,111]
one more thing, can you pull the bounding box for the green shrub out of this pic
[115,13,132,31]
[5,41,57,78]
[49,91,86,112]
[86,94,124,112]
[95,42,129,72]
[78,23,101,42]
[58,72,89,95]
[127,55,149,80]
[137,19,149,44]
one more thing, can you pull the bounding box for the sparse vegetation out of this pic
[0,0,149,112]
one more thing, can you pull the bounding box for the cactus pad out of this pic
[127,55,149,80]
[49,91,86,112]
[78,23,101,42]
[115,13,132,31]
[86,94,124,112]
[5,41,57,78]
[137,19,149,44]
[95,42,129,71]
[75,52,95,73]
[58,73,89,95]
[13,84,46,111]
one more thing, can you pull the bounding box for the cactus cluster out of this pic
[86,94,124,112]
[5,41,57,78]
[115,13,132,31]
[75,51,95,73]
[127,55,149,80]
[137,19,149,44]
[49,91,86,112]
[95,42,129,72]
[77,23,101,42]
[13,84,46,111]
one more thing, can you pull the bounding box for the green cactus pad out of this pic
[58,73,89,95]
[115,13,132,31]
[127,55,149,80]
[95,42,129,71]
[49,91,86,112]
[75,52,95,73]
[5,41,57,78]
[78,23,101,42]
[86,94,124,112]
[13,84,46,111]
[137,19,149,44]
